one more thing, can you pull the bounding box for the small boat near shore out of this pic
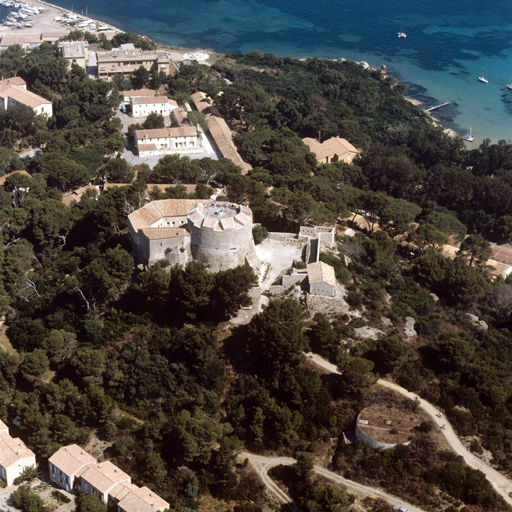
[463,127,475,142]
[508,84,512,91]
[479,76,488,83]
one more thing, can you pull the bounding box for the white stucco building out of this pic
[0,77,52,117]
[0,420,36,486]
[130,96,178,117]
[135,126,201,157]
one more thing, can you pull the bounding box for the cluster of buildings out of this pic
[48,445,169,512]
[0,425,169,512]
[0,76,52,117]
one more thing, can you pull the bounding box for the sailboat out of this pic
[463,127,475,142]
[479,70,488,83]
[507,82,512,91]
[397,24,406,38]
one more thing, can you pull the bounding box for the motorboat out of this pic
[507,84,512,90]
[479,76,488,83]
[463,127,475,142]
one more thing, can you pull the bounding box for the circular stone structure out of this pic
[355,402,422,449]
[187,201,258,272]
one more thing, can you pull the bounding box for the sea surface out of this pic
[6,0,512,142]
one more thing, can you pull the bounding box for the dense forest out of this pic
[0,37,512,512]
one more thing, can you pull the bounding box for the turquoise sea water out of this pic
[5,0,512,141]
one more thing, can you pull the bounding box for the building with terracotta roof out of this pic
[76,461,131,502]
[307,261,336,297]
[130,96,178,117]
[0,420,36,486]
[49,445,168,511]
[122,89,156,103]
[191,92,252,173]
[128,199,260,271]
[49,444,96,491]
[110,482,169,512]
[0,77,26,90]
[302,136,360,164]
[134,127,201,157]
[0,84,52,117]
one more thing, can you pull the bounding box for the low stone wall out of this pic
[282,274,307,288]
[269,285,284,295]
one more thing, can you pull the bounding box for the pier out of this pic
[425,102,450,112]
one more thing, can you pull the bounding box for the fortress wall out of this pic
[148,235,190,266]
[269,232,297,241]
[189,219,255,272]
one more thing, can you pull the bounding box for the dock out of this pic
[425,102,449,112]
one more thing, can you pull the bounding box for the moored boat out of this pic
[479,76,488,83]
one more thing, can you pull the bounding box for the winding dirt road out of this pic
[308,352,512,506]
[241,451,427,512]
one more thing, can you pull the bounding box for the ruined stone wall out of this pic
[188,218,255,272]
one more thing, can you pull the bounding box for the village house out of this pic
[96,49,170,79]
[58,41,89,69]
[122,89,156,104]
[135,126,201,157]
[302,136,360,164]
[75,461,131,502]
[0,77,52,117]
[0,420,36,486]
[130,96,178,117]
[49,444,97,491]
[109,482,169,512]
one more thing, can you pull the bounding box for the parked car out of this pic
[393,506,409,512]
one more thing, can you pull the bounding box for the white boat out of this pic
[463,127,475,142]
[479,75,488,83]
[398,24,406,38]
[508,84,512,91]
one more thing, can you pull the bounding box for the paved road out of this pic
[241,451,427,512]
[308,353,512,506]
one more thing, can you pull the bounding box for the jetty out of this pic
[425,102,449,112]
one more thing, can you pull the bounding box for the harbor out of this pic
[0,0,122,43]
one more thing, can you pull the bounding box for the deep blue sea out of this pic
[6,0,512,141]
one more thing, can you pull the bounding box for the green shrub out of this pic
[252,225,269,245]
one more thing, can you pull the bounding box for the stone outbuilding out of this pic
[302,136,360,164]
[0,420,36,486]
[307,261,336,297]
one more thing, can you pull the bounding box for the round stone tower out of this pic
[187,202,258,272]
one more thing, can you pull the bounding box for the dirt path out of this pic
[241,452,426,512]
[308,353,512,506]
